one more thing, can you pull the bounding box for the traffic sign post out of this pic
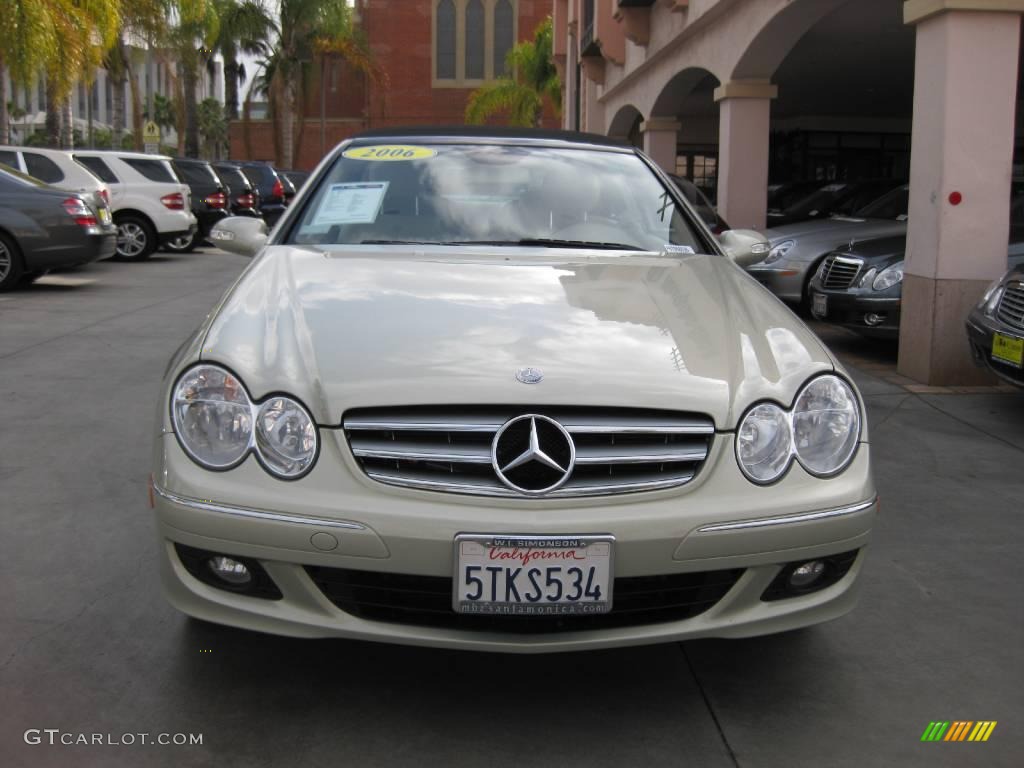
[142,121,160,154]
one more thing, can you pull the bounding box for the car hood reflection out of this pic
[201,246,835,428]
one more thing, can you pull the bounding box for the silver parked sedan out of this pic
[152,129,876,652]
[747,184,908,305]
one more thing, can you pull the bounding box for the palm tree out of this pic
[107,0,169,151]
[0,1,58,144]
[33,0,121,147]
[273,0,382,168]
[198,96,228,158]
[465,17,561,128]
[211,0,273,121]
[169,0,219,157]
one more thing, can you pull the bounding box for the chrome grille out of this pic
[343,406,715,498]
[819,255,863,290]
[996,281,1024,332]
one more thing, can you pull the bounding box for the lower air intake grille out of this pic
[305,567,743,633]
[342,406,715,498]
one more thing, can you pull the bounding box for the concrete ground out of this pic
[0,250,1021,768]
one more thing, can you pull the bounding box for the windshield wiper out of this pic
[359,239,444,245]
[445,238,646,251]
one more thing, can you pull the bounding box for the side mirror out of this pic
[210,216,268,258]
[718,228,770,268]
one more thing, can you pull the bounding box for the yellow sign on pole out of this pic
[143,121,160,142]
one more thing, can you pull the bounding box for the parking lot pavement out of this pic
[1,251,1021,767]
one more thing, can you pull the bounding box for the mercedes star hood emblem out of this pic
[491,414,575,495]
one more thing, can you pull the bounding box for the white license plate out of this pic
[812,292,828,317]
[453,534,614,615]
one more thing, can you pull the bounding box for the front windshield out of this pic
[781,183,849,216]
[854,185,909,220]
[286,143,703,252]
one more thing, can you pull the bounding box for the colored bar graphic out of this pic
[921,721,996,742]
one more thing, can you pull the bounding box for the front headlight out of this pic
[792,375,860,477]
[857,267,877,288]
[255,397,318,478]
[736,375,861,483]
[763,239,795,265]
[736,403,793,483]
[170,364,319,479]
[171,365,253,469]
[977,278,1004,316]
[872,261,904,291]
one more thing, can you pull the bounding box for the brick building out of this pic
[232,0,556,169]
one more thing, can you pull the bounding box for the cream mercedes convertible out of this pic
[152,129,876,652]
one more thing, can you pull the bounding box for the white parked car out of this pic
[0,146,112,226]
[71,151,197,260]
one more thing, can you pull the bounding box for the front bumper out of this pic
[965,310,1024,387]
[809,285,901,338]
[28,232,117,270]
[152,429,877,652]
[158,222,199,247]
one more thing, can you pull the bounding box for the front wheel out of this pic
[115,215,156,260]
[0,232,25,291]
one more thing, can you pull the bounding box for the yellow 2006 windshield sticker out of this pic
[343,145,437,161]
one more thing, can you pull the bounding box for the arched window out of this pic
[465,0,485,80]
[493,0,514,77]
[436,0,456,80]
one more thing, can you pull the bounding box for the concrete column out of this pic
[641,118,680,174]
[96,71,108,125]
[714,80,777,232]
[898,4,1023,384]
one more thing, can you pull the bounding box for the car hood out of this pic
[198,246,835,430]
[766,217,906,243]
[763,218,908,264]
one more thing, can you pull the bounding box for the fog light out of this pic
[761,550,859,601]
[207,556,252,585]
[788,560,826,588]
[864,313,885,326]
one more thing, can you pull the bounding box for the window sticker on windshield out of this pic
[663,244,695,254]
[342,145,437,161]
[312,182,389,225]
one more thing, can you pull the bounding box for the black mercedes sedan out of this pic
[810,196,1024,340]
[0,165,116,290]
[966,262,1024,387]
[807,235,907,338]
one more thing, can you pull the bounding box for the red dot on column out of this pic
[948,191,963,205]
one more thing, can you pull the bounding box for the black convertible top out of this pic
[348,126,632,150]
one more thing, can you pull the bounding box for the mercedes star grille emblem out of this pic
[491,414,576,496]
[515,367,544,384]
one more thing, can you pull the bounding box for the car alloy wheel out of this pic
[0,241,11,283]
[165,233,195,252]
[0,234,25,291]
[117,221,149,259]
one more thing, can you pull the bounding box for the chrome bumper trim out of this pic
[697,497,876,533]
[153,485,366,530]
